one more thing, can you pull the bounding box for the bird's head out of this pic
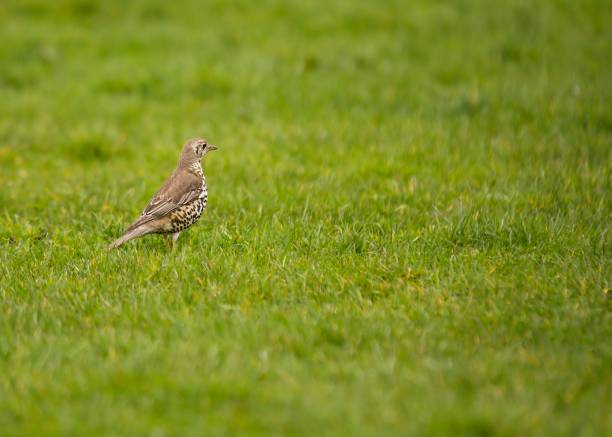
[181,138,218,164]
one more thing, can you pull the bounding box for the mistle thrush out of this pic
[108,138,217,250]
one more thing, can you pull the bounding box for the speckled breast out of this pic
[167,197,207,233]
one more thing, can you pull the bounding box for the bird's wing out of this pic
[126,171,203,231]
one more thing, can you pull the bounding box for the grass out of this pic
[0,0,610,435]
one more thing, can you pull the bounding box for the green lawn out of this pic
[0,0,610,435]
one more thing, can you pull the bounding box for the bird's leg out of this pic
[172,232,181,252]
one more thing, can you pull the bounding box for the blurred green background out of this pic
[0,0,610,435]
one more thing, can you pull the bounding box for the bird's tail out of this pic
[107,226,151,250]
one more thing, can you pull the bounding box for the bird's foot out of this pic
[172,232,180,252]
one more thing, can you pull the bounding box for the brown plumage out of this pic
[108,138,217,250]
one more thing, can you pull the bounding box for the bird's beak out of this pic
[208,144,218,151]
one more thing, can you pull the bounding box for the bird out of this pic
[108,138,217,250]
